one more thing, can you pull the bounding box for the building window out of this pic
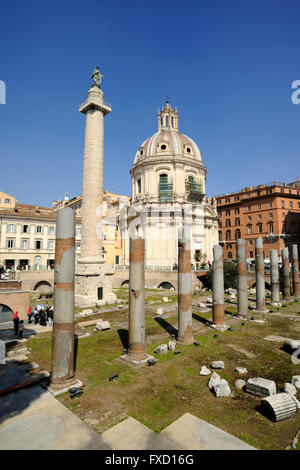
[257,203,261,210]
[258,223,263,234]
[257,191,260,196]
[269,223,274,234]
[7,224,16,233]
[21,239,28,249]
[76,227,81,236]
[282,224,286,233]
[267,188,272,194]
[35,240,42,250]
[268,201,272,208]
[76,241,81,249]
[281,200,285,208]
[226,210,230,216]
[217,199,222,205]
[115,255,120,265]
[48,226,55,235]
[269,213,273,219]
[235,208,240,214]
[6,239,15,248]
[225,230,231,240]
[4,199,11,204]
[249,239,253,245]
[218,231,222,241]
[281,188,284,193]
[103,234,107,240]
[225,197,230,203]
[228,252,233,259]
[290,201,293,209]
[235,218,240,226]
[234,196,239,201]
[235,229,241,239]
[48,240,54,250]
[226,219,231,227]
[226,244,232,249]
[248,225,252,235]
[22,225,29,233]
[282,212,286,218]
[248,216,252,221]
[249,251,254,258]
[36,226,42,234]
[258,214,262,220]
[248,205,251,212]
[137,179,142,194]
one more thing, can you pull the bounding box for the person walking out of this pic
[27,307,33,324]
[47,307,53,327]
[12,312,19,336]
[18,320,24,340]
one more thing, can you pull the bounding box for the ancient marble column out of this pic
[237,238,248,317]
[75,70,116,307]
[51,207,76,388]
[177,226,194,344]
[282,247,291,301]
[212,244,225,326]
[128,236,146,359]
[292,244,300,298]
[270,249,280,305]
[255,237,267,312]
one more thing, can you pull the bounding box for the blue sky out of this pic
[1,0,300,207]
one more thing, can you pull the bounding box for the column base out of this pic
[46,377,83,397]
[75,262,116,307]
[210,323,228,332]
[120,353,155,367]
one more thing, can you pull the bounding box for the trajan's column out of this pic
[75,67,116,307]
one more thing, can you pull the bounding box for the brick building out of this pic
[214,179,300,262]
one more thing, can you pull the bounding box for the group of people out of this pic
[27,306,54,327]
[12,305,54,339]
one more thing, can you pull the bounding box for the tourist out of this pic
[18,320,24,340]
[27,307,33,324]
[47,307,53,327]
[34,309,40,325]
[39,309,47,327]
[12,312,19,336]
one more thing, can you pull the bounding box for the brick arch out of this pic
[0,303,14,323]
[121,280,129,288]
[33,280,52,291]
[157,281,175,290]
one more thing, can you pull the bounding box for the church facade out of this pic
[123,101,218,267]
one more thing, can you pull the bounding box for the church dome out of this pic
[133,101,202,165]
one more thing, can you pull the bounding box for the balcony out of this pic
[159,182,173,202]
[186,179,204,202]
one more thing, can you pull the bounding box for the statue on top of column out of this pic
[91,67,103,86]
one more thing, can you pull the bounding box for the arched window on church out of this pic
[171,116,174,128]
[166,115,169,129]
[225,230,231,241]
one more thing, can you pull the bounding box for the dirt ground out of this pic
[25,288,300,450]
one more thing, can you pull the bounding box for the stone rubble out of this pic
[235,367,248,374]
[168,340,176,351]
[245,377,276,397]
[154,344,168,355]
[208,372,221,389]
[234,379,246,390]
[156,307,164,315]
[200,366,211,376]
[292,376,300,389]
[283,383,297,396]
[211,361,225,369]
[261,393,298,421]
[95,320,111,331]
[213,379,231,397]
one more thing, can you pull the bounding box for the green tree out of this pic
[205,260,237,289]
